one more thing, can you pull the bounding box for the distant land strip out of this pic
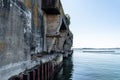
[82,51,115,53]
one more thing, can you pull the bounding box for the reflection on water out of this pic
[54,56,73,80]
[54,49,120,80]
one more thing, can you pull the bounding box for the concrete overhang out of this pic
[42,0,70,32]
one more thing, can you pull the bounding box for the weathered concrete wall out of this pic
[0,0,73,79]
[46,15,62,35]
[45,14,73,55]
[0,0,32,68]
[24,0,44,53]
[0,0,44,79]
[0,1,31,79]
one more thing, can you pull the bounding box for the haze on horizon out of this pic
[61,0,120,48]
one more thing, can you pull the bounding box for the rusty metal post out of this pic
[45,63,47,80]
[41,64,44,80]
[38,67,40,80]
[34,69,38,80]
[19,75,23,80]
[29,71,33,80]
[33,70,36,80]
[47,62,50,80]
[22,74,28,80]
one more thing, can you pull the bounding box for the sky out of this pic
[61,0,120,48]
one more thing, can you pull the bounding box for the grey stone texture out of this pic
[0,0,73,80]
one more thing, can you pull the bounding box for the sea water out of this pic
[54,49,120,80]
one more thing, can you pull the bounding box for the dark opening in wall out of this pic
[42,0,60,14]
[60,21,67,31]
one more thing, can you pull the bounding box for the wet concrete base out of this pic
[9,53,63,80]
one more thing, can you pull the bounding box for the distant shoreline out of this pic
[73,48,120,50]
[73,48,120,49]
[82,51,115,53]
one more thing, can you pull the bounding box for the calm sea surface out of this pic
[54,49,120,80]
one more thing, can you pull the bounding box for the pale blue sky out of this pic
[61,0,120,48]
